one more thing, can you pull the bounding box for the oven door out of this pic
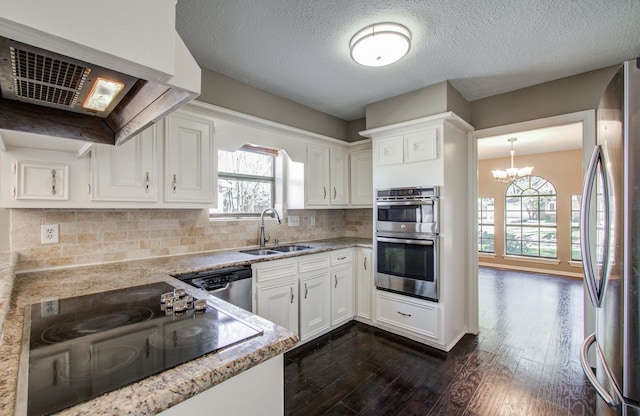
[375,235,439,301]
[376,200,438,234]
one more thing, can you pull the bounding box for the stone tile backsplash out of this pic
[11,208,373,272]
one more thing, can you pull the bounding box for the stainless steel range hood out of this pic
[0,0,201,146]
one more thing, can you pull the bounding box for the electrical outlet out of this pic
[288,215,300,226]
[41,224,59,244]
[40,297,59,316]
[310,216,316,226]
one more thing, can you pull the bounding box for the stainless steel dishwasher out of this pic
[173,265,253,312]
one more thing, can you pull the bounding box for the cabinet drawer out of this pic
[376,292,438,339]
[331,250,352,266]
[298,253,330,273]
[253,259,297,283]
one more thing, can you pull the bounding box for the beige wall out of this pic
[199,69,349,140]
[364,81,471,129]
[470,65,619,130]
[346,118,366,142]
[10,208,372,272]
[478,149,583,275]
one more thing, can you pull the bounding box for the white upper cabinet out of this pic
[164,111,214,203]
[90,125,159,202]
[350,148,373,206]
[374,127,438,167]
[305,144,331,205]
[330,148,349,205]
[304,144,349,207]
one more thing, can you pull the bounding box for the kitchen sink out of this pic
[240,249,280,256]
[272,245,312,252]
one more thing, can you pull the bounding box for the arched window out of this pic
[504,176,557,258]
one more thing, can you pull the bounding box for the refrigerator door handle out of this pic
[581,333,621,408]
[580,145,611,308]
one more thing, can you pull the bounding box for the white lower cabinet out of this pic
[299,270,331,341]
[356,248,372,320]
[330,250,354,327]
[256,281,299,334]
[376,291,439,341]
[253,259,298,336]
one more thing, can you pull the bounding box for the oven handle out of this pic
[376,200,434,207]
[376,236,434,246]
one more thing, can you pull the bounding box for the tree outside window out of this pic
[505,176,557,258]
[478,197,495,253]
[211,149,275,216]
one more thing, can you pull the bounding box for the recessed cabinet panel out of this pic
[300,271,331,341]
[91,126,158,201]
[164,112,214,203]
[375,135,403,166]
[331,266,353,326]
[256,281,299,335]
[305,144,331,205]
[14,160,69,200]
[404,128,437,163]
[356,249,372,320]
[329,148,349,205]
[350,149,373,206]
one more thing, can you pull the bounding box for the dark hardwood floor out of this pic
[284,267,597,415]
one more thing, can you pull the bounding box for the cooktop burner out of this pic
[18,282,263,416]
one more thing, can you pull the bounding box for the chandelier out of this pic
[491,138,533,183]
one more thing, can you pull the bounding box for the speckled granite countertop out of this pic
[0,252,18,340]
[0,237,371,416]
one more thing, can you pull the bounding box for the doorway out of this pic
[468,110,595,335]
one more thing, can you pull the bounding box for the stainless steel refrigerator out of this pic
[580,58,640,415]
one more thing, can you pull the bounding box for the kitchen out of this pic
[1,1,639,415]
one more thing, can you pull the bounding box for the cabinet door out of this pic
[299,270,331,341]
[404,128,438,163]
[256,281,299,335]
[13,160,69,200]
[329,148,349,205]
[91,126,158,201]
[350,149,372,206]
[331,265,354,326]
[356,249,372,320]
[164,112,214,203]
[305,144,330,206]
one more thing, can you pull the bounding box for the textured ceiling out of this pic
[176,0,640,121]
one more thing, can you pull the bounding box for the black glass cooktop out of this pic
[19,282,262,416]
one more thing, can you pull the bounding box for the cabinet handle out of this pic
[323,186,327,200]
[11,186,16,199]
[290,287,294,304]
[304,283,308,299]
[145,172,150,193]
[337,256,347,261]
[335,275,338,288]
[364,257,367,270]
[333,187,337,199]
[51,170,57,195]
[397,311,412,317]
[172,174,177,193]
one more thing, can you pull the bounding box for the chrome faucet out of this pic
[259,207,281,247]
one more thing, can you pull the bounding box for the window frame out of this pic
[210,148,277,218]
[478,197,495,253]
[570,194,582,262]
[504,175,558,259]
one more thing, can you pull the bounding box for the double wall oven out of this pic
[375,186,440,302]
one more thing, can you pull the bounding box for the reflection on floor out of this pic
[284,266,596,415]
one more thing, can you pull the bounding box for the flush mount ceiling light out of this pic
[491,138,534,183]
[349,23,411,67]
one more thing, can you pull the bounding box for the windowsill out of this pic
[569,260,583,268]
[478,252,496,259]
[502,255,560,265]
